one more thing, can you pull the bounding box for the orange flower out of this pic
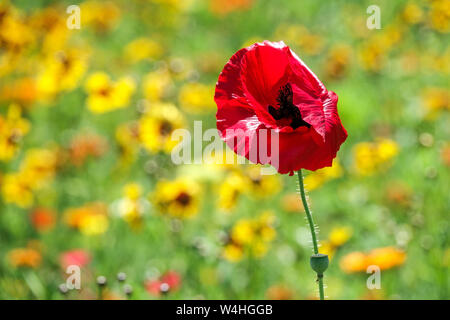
[209,0,253,16]
[30,208,56,232]
[366,247,406,270]
[340,247,406,273]
[339,251,367,273]
[8,248,42,268]
[69,133,107,166]
[266,285,294,300]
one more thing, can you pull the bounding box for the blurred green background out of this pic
[0,0,448,299]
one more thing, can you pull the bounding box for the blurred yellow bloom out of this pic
[340,247,406,273]
[85,72,135,113]
[242,166,281,198]
[320,241,336,258]
[151,178,201,219]
[224,211,276,262]
[1,148,57,208]
[37,49,88,99]
[324,45,351,81]
[124,183,142,200]
[30,7,69,53]
[116,121,140,165]
[116,183,148,228]
[303,159,343,191]
[402,3,423,25]
[64,202,109,235]
[0,104,30,161]
[8,248,42,268]
[124,38,163,63]
[20,149,58,190]
[1,173,34,208]
[179,82,216,113]
[428,0,450,33]
[329,227,353,248]
[0,4,34,51]
[223,243,244,262]
[231,219,255,245]
[274,24,323,55]
[139,102,185,153]
[143,69,173,102]
[81,1,121,32]
[359,25,403,72]
[353,138,399,176]
[217,172,246,212]
[422,87,449,119]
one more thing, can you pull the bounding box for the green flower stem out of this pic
[297,169,325,300]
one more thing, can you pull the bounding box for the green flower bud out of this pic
[310,253,329,275]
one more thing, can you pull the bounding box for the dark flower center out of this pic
[175,192,191,207]
[159,121,173,136]
[268,83,310,129]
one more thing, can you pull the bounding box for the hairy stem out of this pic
[297,169,325,300]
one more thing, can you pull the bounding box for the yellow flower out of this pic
[37,49,88,99]
[320,241,336,259]
[223,243,244,262]
[151,178,201,219]
[359,25,403,72]
[116,122,140,164]
[30,7,69,54]
[303,159,343,191]
[231,219,255,245]
[422,87,449,119]
[1,173,34,208]
[1,148,57,208]
[0,4,34,52]
[81,1,121,32]
[353,139,399,176]
[328,227,353,247]
[64,202,109,235]
[124,183,142,200]
[20,148,58,190]
[217,172,246,211]
[143,69,173,102]
[124,38,163,63]
[402,3,423,25]
[242,166,281,198]
[178,82,215,113]
[274,24,323,55]
[0,104,30,161]
[117,183,148,228]
[79,214,109,236]
[139,102,185,153]
[324,45,351,80]
[224,211,276,262]
[428,0,450,33]
[8,248,42,268]
[85,72,135,113]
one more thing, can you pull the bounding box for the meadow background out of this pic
[0,0,448,300]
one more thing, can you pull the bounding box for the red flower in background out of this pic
[215,41,347,175]
[30,208,56,232]
[145,270,181,297]
[60,249,91,269]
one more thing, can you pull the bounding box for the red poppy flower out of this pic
[59,249,91,269]
[215,41,347,175]
[145,270,181,296]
